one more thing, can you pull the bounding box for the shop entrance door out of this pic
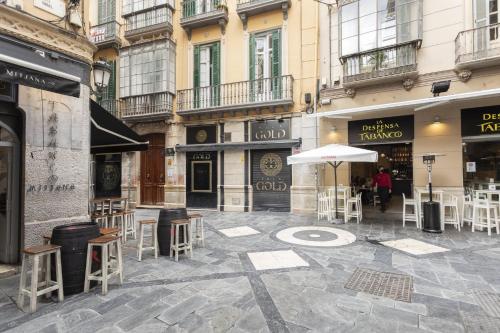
[140,134,165,205]
[0,129,20,264]
[252,149,291,212]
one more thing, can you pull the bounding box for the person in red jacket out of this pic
[372,166,392,213]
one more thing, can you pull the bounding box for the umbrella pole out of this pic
[328,162,342,221]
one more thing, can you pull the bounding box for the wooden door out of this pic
[140,133,165,205]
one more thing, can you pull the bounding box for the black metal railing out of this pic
[342,43,417,83]
[181,0,226,19]
[98,99,121,118]
[89,21,121,45]
[455,23,500,64]
[124,6,172,34]
[177,75,293,112]
[120,92,173,118]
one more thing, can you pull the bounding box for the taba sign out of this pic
[0,61,80,97]
[251,119,290,142]
[461,106,500,137]
[348,115,414,144]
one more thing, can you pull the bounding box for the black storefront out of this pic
[250,119,292,212]
[185,126,218,209]
[348,115,414,196]
[461,106,500,187]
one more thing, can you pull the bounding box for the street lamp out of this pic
[92,60,112,92]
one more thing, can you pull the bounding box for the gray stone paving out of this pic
[1,210,500,332]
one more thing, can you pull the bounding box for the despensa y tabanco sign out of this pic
[0,61,80,97]
[461,106,500,137]
[348,115,414,144]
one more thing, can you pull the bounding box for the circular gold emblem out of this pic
[195,129,208,143]
[259,153,283,177]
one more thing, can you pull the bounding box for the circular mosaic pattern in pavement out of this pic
[276,226,356,247]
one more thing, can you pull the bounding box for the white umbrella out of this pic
[287,144,378,221]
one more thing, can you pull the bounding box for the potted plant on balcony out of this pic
[367,50,387,72]
[216,1,228,11]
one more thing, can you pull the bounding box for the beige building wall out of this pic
[318,0,500,196]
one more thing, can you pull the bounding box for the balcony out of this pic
[89,21,122,49]
[177,75,293,116]
[120,92,173,121]
[180,0,228,36]
[342,43,418,88]
[236,0,291,26]
[455,23,500,70]
[124,6,173,41]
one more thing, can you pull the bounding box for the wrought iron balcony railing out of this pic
[177,75,293,115]
[89,21,121,48]
[120,92,173,120]
[180,0,228,32]
[124,6,173,39]
[342,43,418,86]
[98,99,121,118]
[455,23,500,68]
[122,0,175,17]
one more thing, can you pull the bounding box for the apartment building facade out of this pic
[0,0,95,263]
[90,0,320,213]
[317,0,500,198]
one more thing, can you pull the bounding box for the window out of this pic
[98,0,116,23]
[123,0,174,16]
[119,40,176,98]
[183,0,220,18]
[193,42,220,107]
[340,0,421,57]
[249,29,281,99]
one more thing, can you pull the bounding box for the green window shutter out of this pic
[193,45,200,108]
[249,34,255,101]
[271,29,281,99]
[211,42,220,106]
[97,0,105,23]
[107,61,116,100]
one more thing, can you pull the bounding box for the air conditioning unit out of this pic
[5,0,23,9]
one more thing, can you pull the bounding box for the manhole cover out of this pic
[462,311,500,333]
[345,268,413,302]
[469,290,500,318]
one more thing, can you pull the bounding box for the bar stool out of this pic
[317,192,331,221]
[346,193,362,224]
[188,213,205,247]
[109,211,126,242]
[137,220,158,261]
[84,236,123,296]
[472,199,500,236]
[17,244,64,313]
[443,195,461,231]
[91,212,108,228]
[42,234,51,245]
[402,193,419,228]
[124,210,136,240]
[462,194,474,227]
[170,219,193,262]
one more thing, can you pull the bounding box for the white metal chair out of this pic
[318,192,331,221]
[472,199,500,236]
[443,195,461,231]
[462,194,473,227]
[347,192,362,224]
[402,193,419,228]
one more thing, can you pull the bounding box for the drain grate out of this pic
[462,311,500,333]
[344,268,413,302]
[469,290,500,318]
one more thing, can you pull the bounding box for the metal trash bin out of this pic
[423,201,441,233]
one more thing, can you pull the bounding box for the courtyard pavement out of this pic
[1,209,500,332]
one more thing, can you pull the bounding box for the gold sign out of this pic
[195,129,208,143]
[478,113,500,134]
[255,181,287,191]
[259,153,283,177]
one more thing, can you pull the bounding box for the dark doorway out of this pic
[186,151,218,209]
[252,149,291,212]
[0,99,21,264]
[140,133,165,205]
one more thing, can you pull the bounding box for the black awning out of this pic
[175,139,301,152]
[90,100,149,154]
